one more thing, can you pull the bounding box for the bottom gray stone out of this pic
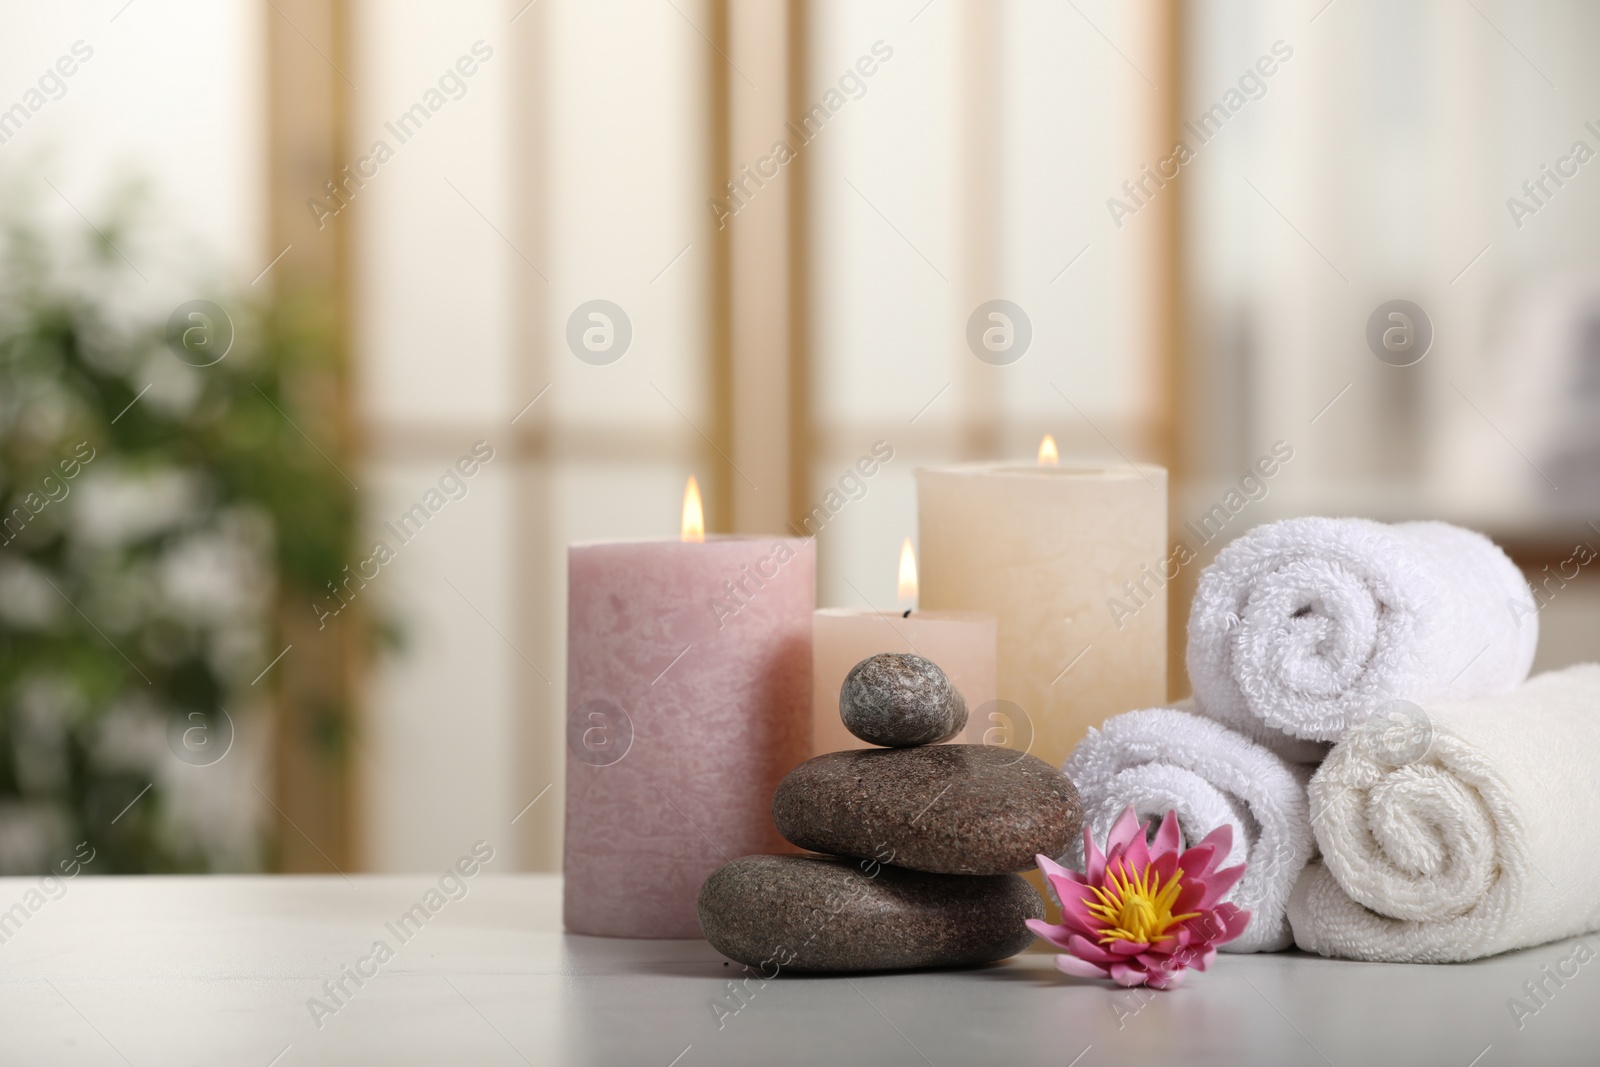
[697,853,1042,974]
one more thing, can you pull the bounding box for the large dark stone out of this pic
[697,854,1042,973]
[839,652,967,747]
[772,744,1081,875]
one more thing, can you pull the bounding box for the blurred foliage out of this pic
[0,206,360,873]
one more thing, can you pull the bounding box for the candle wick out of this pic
[902,609,912,618]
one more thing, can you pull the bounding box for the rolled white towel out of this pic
[1187,517,1538,757]
[1289,665,1600,963]
[1062,706,1316,953]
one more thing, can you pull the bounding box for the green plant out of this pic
[0,207,360,873]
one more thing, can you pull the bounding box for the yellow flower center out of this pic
[1086,862,1201,946]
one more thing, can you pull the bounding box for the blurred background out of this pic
[2,0,1598,876]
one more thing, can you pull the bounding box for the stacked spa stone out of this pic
[698,653,1082,973]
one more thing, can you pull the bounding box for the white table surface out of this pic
[1,873,1594,1066]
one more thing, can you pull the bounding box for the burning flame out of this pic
[1038,434,1059,466]
[898,537,918,608]
[682,476,705,542]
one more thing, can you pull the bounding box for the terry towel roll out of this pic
[1188,518,1538,757]
[1062,707,1316,953]
[1289,665,1600,963]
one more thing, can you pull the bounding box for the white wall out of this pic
[353,0,710,871]
[809,0,1162,609]
[0,0,264,299]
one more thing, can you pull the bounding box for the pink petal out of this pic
[1173,911,1231,949]
[1109,962,1150,987]
[1148,848,1179,886]
[1036,854,1089,910]
[1180,905,1248,950]
[1057,890,1104,937]
[1144,924,1191,957]
[1057,916,1101,942]
[1083,824,1107,884]
[1060,870,1105,898]
[1036,852,1073,882]
[1025,918,1075,950]
[1195,863,1248,910]
[1191,824,1233,869]
[1146,969,1187,991]
[1171,880,1208,917]
[1056,955,1111,981]
[1197,821,1233,851]
[1037,877,1068,912]
[1176,843,1219,882]
[1151,809,1182,858]
[1107,805,1143,853]
[1175,862,1246,915]
[1065,934,1121,966]
[1106,939,1150,956]
[1213,905,1253,944]
[1189,946,1218,972]
[1117,831,1152,876]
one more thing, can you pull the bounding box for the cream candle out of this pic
[563,479,813,938]
[916,445,1167,769]
[812,539,997,755]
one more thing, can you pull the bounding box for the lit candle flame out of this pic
[682,476,705,542]
[897,537,918,609]
[1038,434,1059,466]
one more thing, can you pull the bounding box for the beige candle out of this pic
[812,541,997,754]
[916,446,1167,769]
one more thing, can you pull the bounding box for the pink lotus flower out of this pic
[1028,807,1251,990]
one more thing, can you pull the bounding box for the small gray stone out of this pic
[840,652,967,747]
[697,854,1042,973]
[772,744,1081,875]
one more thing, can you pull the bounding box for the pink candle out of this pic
[563,482,814,937]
